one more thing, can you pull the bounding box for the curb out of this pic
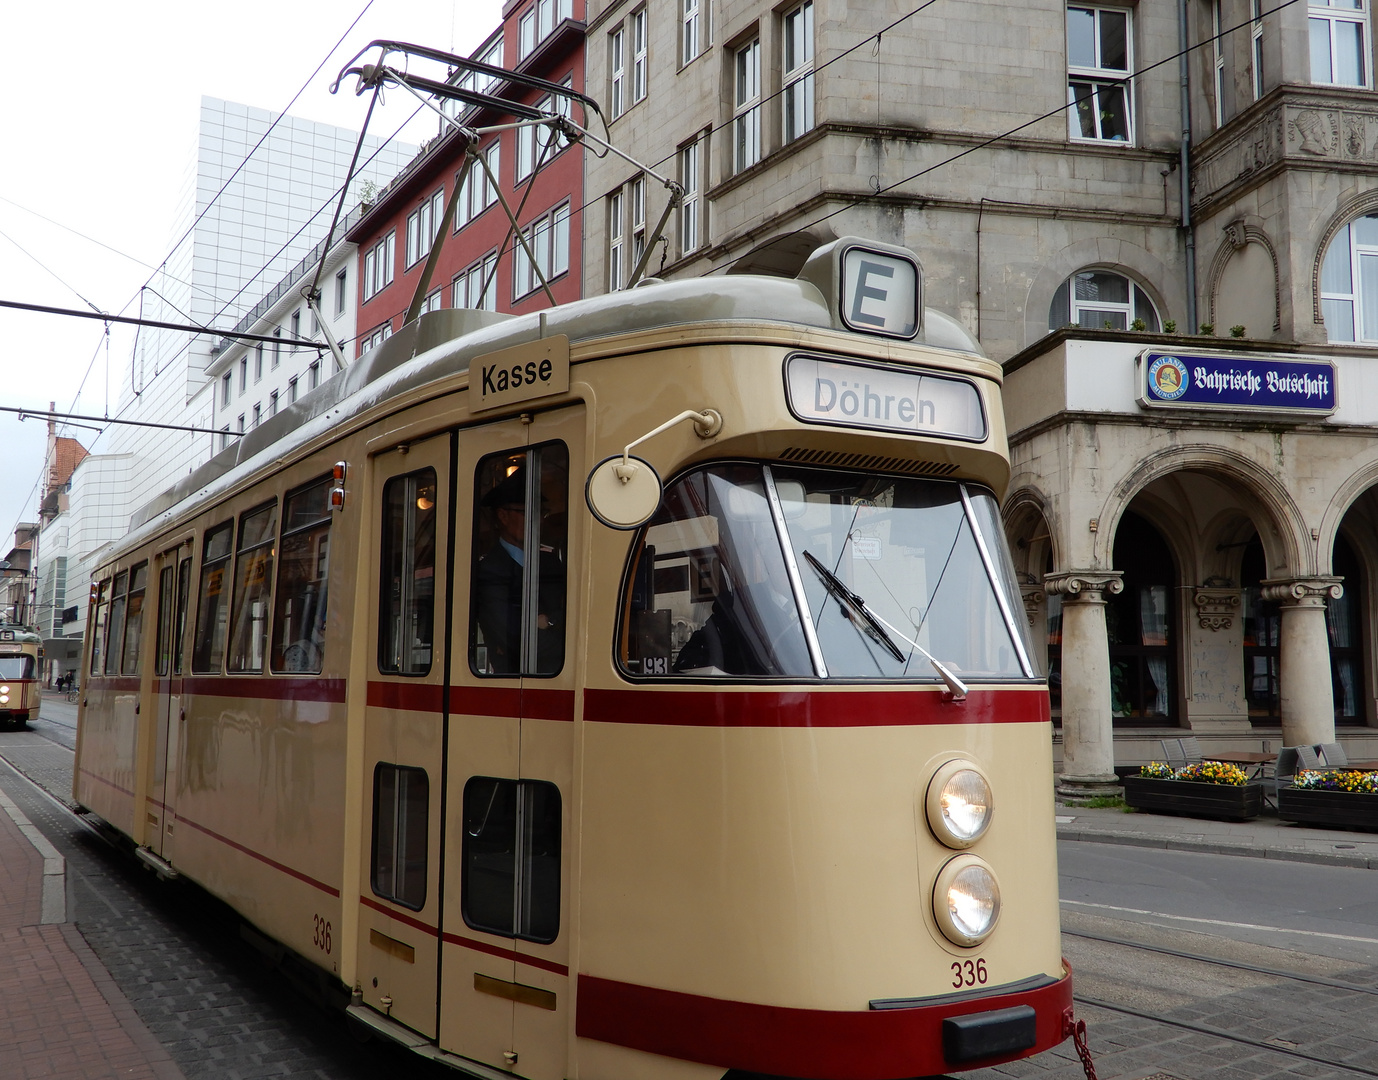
[0,782,67,921]
[1057,826,1378,870]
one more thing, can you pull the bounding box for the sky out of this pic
[0,0,503,553]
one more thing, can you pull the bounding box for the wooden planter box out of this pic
[1277,786,1378,830]
[1123,776,1264,821]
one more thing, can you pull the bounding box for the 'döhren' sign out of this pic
[786,355,987,441]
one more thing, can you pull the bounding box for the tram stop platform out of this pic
[1057,801,1378,869]
[0,755,185,1079]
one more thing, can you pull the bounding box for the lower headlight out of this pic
[933,854,1001,947]
[0,695,8,705]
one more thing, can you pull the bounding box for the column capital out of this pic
[1193,587,1240,632]
[1020,585,1045,627]
[1044,570,1124,601]
[1260,576,1343,606]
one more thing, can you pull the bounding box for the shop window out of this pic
[192,522,234,673]
[1320,213,1378,341]
[462,777,561,943]
[378,469,438,676]
[1330,534,1365,724]
[227,502,278,673]
[120,563,148,676]
[469,444,568,677]
[272,477,332,674]
[1241,537,1280,722]
[1049,269,1160,331]
[1067,5,1133,143]
[1106,511,1175,724]
[1310,0,1369,86]
[372,764,429,910]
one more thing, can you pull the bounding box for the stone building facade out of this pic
[581,0,1378,791]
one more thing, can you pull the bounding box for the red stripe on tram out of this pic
[583,687,1047,728]
[441,931,570,977]
[179,676,346,702]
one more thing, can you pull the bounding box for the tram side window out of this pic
[371,763,429,910]
[469,444,569,677]
[192,522,235,673]
[273,477,332,673]
[155,566,175,677]
[461,777,560,943]
[104,571,129,676]
[228,502,278,673]
[120,563,149,675]
[89,580,109,676]
[379,469,438,675]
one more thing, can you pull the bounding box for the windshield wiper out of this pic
[802,550,968,699]
[802,550,905,662]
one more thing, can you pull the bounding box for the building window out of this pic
[1067,5,1133,143]
[633,9,648,105]
[681,139,702,255]
[520,7,537,58]
[462,777,560,942]
[609,190,625,291]
[456,143,500,231]
[289,311,300,350]
[406,189,445,268]
[454,251,499,311]
[288,377,299,404]
[372,764,429,910]
[513,203,571,301]
[252,403,261,429]
[421,290,442,315]
[1311,0,1369,86]
[783,2,814,143]
[1252,0,1266,99]
[309,361,320,390]
[611,26,626,118]
[1212,0,1225,129]
[1320,213,1378,341]
[221,372,232,408]
[631,176,646,271]
[237,414,245,435]
[269,391,279,417]
[517,86,574,183]
[361,322,393,356]
[734,37,762,172]
[335,269,348,316]
[239,357,247,394]
[254,344,264,382]
[272,328,281,369]
[363,231,397,301]
[1048,269,1160,330]
[683,0,704,65]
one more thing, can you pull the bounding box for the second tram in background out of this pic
[74,237,1072,1079]
[0,625,42,730]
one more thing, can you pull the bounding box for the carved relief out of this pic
[1193,108,1284,205]
[1193,588,1240,632]
[1021,586,1045,628]
[1289,109,1339,156]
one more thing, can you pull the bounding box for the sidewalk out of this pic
[0,754,185,1078]
[1057,801,1378,868]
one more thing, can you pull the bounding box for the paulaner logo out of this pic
[1147,356,1189,400]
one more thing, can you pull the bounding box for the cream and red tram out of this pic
[0,625,42,729]
[75,238,1071,1079]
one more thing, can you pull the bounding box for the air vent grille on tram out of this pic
[778,447,961,476]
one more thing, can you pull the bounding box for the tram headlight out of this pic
[925,759,993,848]
[933,854,1001,947]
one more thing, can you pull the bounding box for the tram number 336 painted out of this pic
[313,915,333,954]
[951,958,988,988]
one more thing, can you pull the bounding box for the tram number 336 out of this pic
[313,915,333,954]
[951,958,988,988]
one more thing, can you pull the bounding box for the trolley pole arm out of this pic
[303,289,351,374]
[626,183,683,289]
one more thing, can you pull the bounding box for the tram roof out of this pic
[126,261,985,546]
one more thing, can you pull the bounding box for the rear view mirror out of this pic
[586,456,663,530]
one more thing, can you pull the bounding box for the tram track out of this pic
[1066,926,1378,1077]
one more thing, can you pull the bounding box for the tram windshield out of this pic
[0,656,35,680]
[620,463,1033,682]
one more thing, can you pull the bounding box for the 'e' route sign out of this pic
[840,246,919,339]
[1139,350,1337,415]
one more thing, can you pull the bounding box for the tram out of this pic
[74,237,1072,1079]
[0,624,42,729]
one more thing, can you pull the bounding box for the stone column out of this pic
[1046,571,1124,801]
[1261,577,1343,748]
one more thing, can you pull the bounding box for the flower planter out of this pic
[1277,786,1378,830]
[1122,776,1264,821]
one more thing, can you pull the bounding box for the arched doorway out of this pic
[1330,533,1365,725]
[1106,510,1176,724]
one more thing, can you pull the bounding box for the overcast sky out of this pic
[0,0,502,552]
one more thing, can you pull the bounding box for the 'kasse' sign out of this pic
[1139,350,1337,415]
[786,355,987,441]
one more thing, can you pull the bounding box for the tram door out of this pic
[358,433,452,1039]
[441,407,581,1080]
[150,551,191,860]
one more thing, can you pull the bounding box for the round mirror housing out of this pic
[586,455,663,529]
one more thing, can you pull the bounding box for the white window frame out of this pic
[631,176,647,270]
[633,9,648,105]
[1052,269,1159,331]
[309,361,321,390]
[272,329,281,370]
[254,344,264,383]
[221,371,232,408]
[269,391,279,417]
[289,377,299,404]
[1251,0,1266,99]
[611,26,627,119]
[406,189,445,268]
[513,203,571,301]
[252,403,261,429]
[734,37,762,173]
[1310,0,1370,88]
[363,231,396,300]
[360,322,394,357]
[1212,0,1225,129]
[609,191,625,292]
[335,269,348,316]
[1066,5,1134,145]
[520,8,537,59]
[683,0,703,66]
[681,139,701,255]
[239,357,247,395]
[453,250,499,312]
[783,1,815,144]
[1320,216,1378,342]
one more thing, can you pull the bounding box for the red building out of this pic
[348,0,587,355]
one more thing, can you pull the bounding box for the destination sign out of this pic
[786,355,987,441]
[470,335,571,413]
[1139,351,1337,414]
